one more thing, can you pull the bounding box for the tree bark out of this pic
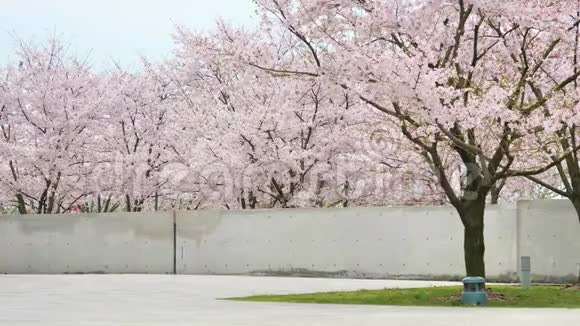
[490,190,499,205]
[572,196,580,224]
[15,194,26,214]
[461,196,486,277]
[125,194,131,212]
[464,223,485,277]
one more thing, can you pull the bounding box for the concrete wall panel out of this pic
[517,200,580,282]
[176,204,517,281]
[0,212,174,274]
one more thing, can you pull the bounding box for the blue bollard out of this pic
[461,277,488,306]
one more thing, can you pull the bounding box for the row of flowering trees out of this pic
[1,1,579,277]
[0,36,452,214]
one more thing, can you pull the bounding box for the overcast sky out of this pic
[0,0,257,69]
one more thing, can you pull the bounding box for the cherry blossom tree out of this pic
[521,125,580,222]
[0,38,104,214]
[502,8,580,222]
[247,0,580,276]
[95,63,179,212]
[169,22,451,210]
[171,24,354,209]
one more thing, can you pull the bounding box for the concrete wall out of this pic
[176,204,518,281]
[517,200,580,282]
[0,200,577,282]
[0,212,174,274]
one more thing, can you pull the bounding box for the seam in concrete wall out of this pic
[515,200,524,278]
[173,210,177,275]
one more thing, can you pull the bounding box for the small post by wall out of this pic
[520,256,531,289]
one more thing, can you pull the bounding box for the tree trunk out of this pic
[462,196,486,277]
[15,194,26,214]
[125,194,131,212]
[490,187,500,205]
[464,223,485,277]
[572,196,580,225]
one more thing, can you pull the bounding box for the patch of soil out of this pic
[432,293,461,302]
[562,284,580,291]
[485,288,514,301]
[433,288,514,303]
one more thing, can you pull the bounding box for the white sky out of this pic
[0,0,257,69]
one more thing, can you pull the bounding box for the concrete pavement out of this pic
[0,275,578,325]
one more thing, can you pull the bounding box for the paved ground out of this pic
[0,275,578,325]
